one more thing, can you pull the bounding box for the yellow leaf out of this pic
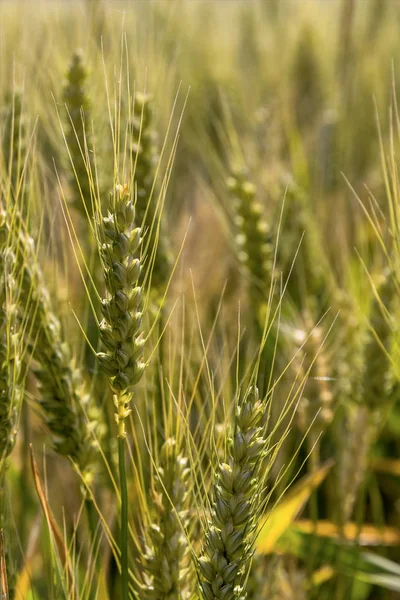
[371,457,400,477]
[257,460,333,554]
[14,557,34,600]
[293,520,400,546]
[306,565,335,589]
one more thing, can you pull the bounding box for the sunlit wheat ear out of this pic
[227,168,273,309]
[1,89,28,193]
[141,438,193,600]
[63,49,93,215]
[130,93,171,299]
[198,386,270,600]
[96,183,145,434]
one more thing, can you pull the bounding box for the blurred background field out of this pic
[2,0,400,598]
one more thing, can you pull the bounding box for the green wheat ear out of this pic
[0,209,26,595]
[227,167,274,309]
[291,23,325,130]
[199,386,270,600]
[63,49,93,214]
[96,183,147,599]
[0,211,24,467]
[317,109,340,193]
[280,178,334,307]
[291,313,334,436]
[363,268,396,412]
[130,93,171,300]
[96,183,145,434]
[2,90,28,192]
[141,438,193,600]
[339,269,396,521]
[7,212,103,483]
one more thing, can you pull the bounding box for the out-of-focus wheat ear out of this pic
[63,49,93,215]
[339,268,396,522]
[292,314,334,436]
[281,179,335,306]
[198,386,269,600]
[0,209,27,597]
[0,210,24,469]
[130,93,171,301]
[227,168,274,311]
[363,268,395,412]
[339,404,373,523]
[333,290,366,409]
[141,438,193,600]
[291,23,325,130]
[1,90,28,194]
[317,109,340,194]
[8,213,103,485]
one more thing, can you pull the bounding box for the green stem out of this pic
[119,434,129,600]
[85,495,97,548]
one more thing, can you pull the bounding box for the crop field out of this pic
[1,0,400,598]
